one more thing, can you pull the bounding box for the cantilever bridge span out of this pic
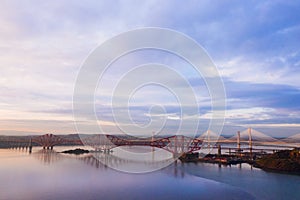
[5,134,203,154]
[87,135,203,154]
[32,134,82,149]
[33,134,63,149]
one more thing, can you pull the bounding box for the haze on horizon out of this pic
[0,1,300,138]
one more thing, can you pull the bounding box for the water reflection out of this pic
[172,161,185,178]
[77,153,186,178]
[77,154,107,169]
[29,148,186,178]
[32,149,63,164]
[2,148,299,200]
[11,146,256,178]
[27,147,258,180]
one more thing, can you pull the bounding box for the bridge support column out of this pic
[174,136,178,155]
[207,130,210,148]
[237,131,241,150]
[152,131,155,162]
[218,145,221,157]
[248,128,253,159]
[28,138,32,154]
[181,135,184,153]
[237,131,242,157]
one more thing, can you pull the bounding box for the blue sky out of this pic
[0,0,300,137]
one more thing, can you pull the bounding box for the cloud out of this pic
[0,0,299,137]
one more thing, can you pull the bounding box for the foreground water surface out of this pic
[1,147,300,200]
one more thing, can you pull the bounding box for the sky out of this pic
[0,0,300,137]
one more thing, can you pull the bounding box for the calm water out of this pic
[1,147,300,200]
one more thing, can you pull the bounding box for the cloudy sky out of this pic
[1,0,300,137]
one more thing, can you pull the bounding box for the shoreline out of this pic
[180,149,300,175]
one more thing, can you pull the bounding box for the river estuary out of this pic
[1,147,300,200]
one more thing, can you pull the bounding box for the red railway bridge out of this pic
[2,134,82,151]
[32,134,83,149]
[3,134,203,155]
[81,134,203,155]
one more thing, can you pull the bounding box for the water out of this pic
[1,147,300,200]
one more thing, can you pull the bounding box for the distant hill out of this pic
[0,130,43,136]
[282,133,300,143]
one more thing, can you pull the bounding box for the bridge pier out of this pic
[42,146,53,150]
[248,128,253,159]
[249,147,253,159]
[207,130,211,148]
[217,145,221,157]
[104,149,109,153]
[28,138,32,154]
[236,131,243,157]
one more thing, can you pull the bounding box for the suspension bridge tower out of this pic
[248,127,253,158]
